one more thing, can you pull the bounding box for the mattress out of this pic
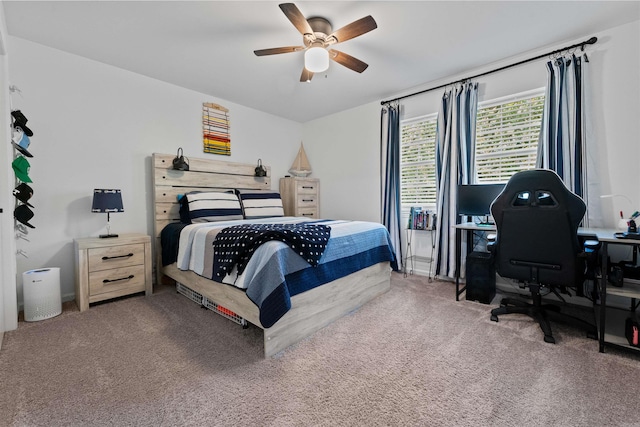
[161,217,397,327]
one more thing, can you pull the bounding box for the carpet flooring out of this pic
[1,272,640,426]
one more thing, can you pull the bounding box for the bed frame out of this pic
[152,152,391,357]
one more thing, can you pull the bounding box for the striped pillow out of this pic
[237,190,285,219]
[185,191,243,223]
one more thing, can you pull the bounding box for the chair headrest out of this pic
[491,169,585,225]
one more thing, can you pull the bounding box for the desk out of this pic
[584,228,640,353]
[455,223,640,352]
[453,222,605,301]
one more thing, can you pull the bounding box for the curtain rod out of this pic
[380,36,597,105]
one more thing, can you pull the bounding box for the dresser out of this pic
[279,177,320,218]
[74,233,152,312]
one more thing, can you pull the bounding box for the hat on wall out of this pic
[11,128,33,158]
[13,183,34,208]
[11,110,33,137]
[14,204,35,229]
[12,156,32,183]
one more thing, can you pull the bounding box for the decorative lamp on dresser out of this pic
[74,233,152,312]
[279,177,320,219]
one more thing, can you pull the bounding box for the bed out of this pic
[152,152,395,357]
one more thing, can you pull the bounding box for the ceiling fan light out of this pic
[304,47,329,73]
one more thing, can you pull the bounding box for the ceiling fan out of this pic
[254,3,377,82]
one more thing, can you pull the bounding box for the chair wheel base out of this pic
[490,314,499,322]
[544,335,556,344]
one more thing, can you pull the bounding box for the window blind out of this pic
[476,89,545,183]
[400,113,438,208]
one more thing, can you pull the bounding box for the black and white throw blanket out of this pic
[212,223,331,281]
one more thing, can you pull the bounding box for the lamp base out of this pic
[99,233,119,239]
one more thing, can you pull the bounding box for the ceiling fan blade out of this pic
[328,15,377,44]
[254,46,305,56]
[300,68,314,82]
[279,3,314,35]
[329,49,369,73]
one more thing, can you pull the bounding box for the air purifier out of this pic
[23,268,62,322]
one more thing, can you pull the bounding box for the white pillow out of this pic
[186,191,243,223]
[237,190,285,219]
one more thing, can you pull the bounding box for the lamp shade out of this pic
[92,189,124,213]
[304,47,329,73]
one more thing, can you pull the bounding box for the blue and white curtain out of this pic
[537,53,602,227]
[433,82,478,279]
[380,103,402,269]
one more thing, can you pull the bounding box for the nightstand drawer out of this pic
[88,243,144,272]
[89,264,146,297]
[297,181,318,195]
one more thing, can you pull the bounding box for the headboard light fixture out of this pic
[172,147,189,171]
[255,159,267,177]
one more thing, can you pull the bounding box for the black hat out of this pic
[13,183,34,208]
[11,110,33,137]
[14,204,35,229]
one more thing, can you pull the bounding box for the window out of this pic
[475,88,545,183]
[400,113,438,210]
[399,88,545,210]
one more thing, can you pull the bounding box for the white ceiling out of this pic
[3,1,639,123]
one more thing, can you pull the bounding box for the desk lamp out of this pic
[92,189,124,238]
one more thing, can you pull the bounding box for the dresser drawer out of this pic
[297,207,318,218]
[88,243,144,272]
[297,195,318,208]
[89,264,146,297]
[297,181,319,195]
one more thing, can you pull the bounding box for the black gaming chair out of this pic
[488,169,599,343]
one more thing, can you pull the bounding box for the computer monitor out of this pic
[457,183,505,223]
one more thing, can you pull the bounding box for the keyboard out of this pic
[614,232,640,240]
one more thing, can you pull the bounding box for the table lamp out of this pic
[92,189,124,238]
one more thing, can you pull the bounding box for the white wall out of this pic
[302,102,381,222]
[308,20,640,274]
[0,4,18,341]
[7,37,303,306]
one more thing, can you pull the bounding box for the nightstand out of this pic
[279,177,320,218]
[74,233,152,312]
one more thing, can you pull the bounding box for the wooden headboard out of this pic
[152,152,272,282]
